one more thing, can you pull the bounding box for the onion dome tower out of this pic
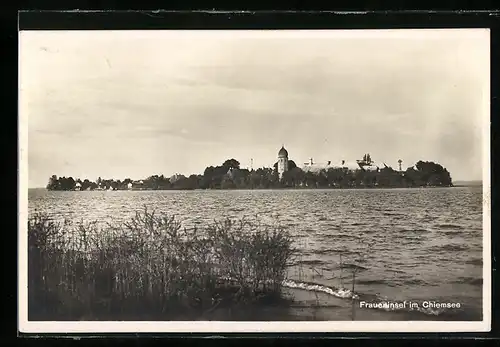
[277,145,289,179]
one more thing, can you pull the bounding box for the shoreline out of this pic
[36,185,464,192]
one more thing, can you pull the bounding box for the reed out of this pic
[27,207,295,320]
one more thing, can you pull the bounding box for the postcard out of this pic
[18,28,491,333]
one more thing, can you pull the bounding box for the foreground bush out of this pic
[27,208,295,320]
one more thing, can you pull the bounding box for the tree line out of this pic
[46,157,453,191]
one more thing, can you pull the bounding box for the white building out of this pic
[302,158,337,173]
[302,158,362,173]
[169,174,185,183]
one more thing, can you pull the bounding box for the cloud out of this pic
[22,30,488,187]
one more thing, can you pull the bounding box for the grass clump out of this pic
[27,208,294,321]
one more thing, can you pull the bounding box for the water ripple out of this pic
[28,187,483,319]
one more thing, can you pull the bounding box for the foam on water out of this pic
[281,279,456,317]
[282,279,358,299]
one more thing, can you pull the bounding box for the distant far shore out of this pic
[451,180,483,187]
[29,184,476,192]
[42,158,456,192]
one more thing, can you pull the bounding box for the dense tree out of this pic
[282,167,305,187]
[81,179,92,191]
[288,160,297,170]
[222,159,240,170]
[46,175,59,190]
[51,176,76,191]
[411,161,452,187]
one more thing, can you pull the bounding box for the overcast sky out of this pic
[20,29,489,187]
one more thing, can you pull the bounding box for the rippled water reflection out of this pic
[28,187,483,319]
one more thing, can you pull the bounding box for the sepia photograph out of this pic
[19,28,490,333]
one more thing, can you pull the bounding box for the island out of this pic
[46,146,453,191]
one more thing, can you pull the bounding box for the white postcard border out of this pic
[18,28,491,334]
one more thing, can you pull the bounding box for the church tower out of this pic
[277,145,289,179]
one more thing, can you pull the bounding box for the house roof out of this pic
[302,162,335,173]
[301,159,369,172]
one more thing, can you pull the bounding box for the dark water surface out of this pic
[28,187,483,320]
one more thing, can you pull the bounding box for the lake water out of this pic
[28,187,484,320]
